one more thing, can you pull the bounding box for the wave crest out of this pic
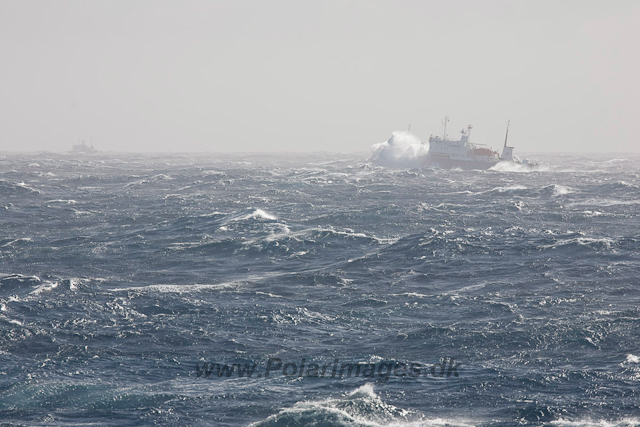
[250,384,426,427]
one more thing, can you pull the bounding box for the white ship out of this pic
[425,118,536,170]
[425,118,499,170]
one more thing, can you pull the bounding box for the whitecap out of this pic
[490,161,536,172]
[551,418,640,427]
[0,238,33,247]
[550,184,573,196]
[113,282,239,294]
[249,383,475,427]
[29,281,59,295]
[225,208,277,223]
[45,199,78,204]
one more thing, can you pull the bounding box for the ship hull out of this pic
[428,157,498,170]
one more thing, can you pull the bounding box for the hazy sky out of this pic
[1,0,639,153]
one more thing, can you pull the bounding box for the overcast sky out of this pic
[1,0,638,153]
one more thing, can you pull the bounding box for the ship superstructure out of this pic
[71,139,97,154]
[426,117,500,170]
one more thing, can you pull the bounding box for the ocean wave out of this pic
[488,184,529,194]
[28,277,86,295]
[225,208,277,222]
[305,227,393,245]
[616,181,639,189]
[0,273,41,289]
[541,184,574,196]
[250,384,434,427]
[0,179,40,195]
[538,236,616,251]
[490,161,538,173]
[568,198,640,208]
[0,237,33,247]
[112,282,240,294]
[2,152,640,426]
[551,419,640,427]
[470,183,573,198]
[45,199,78,204]
[124,173,174,187]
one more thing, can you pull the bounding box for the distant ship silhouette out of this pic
[71,139,97,153]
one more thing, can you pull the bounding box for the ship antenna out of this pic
[442,116,449,139]
[504,120,510,148]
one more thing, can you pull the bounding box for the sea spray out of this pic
[370,131,429,168]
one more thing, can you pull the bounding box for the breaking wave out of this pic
[551,419,640,427]
[370,132,429,169]
[249,384,462,427]
[490,160,547,172]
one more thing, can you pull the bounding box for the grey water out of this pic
[1,152,639,426]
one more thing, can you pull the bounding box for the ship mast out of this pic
[504,120,510,148]
[442,116,449,139]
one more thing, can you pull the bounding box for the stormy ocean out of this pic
[1,150,639,427]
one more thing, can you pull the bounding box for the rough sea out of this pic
[1,151,639,426]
